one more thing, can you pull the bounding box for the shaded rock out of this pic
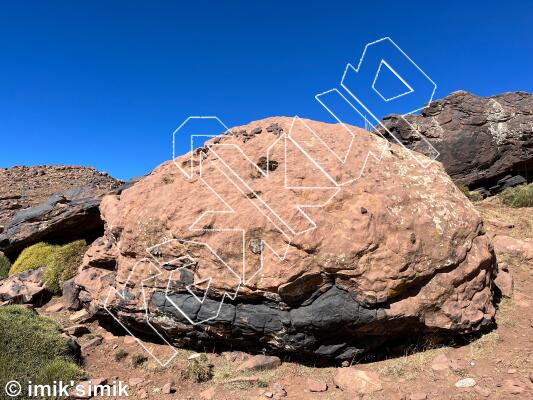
[64,324,91,336]
[238,355,281,371]
[334,368,382,394]
[0,268,49,305]
[0,188,103,258]
[81,336,102,352]
[380,91,533,192]
[75,117,496,359]
[62,278,82,311]
[494,263,514,298]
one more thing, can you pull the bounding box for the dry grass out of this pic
[475,200,533,239]
[467,331,501,360]
[377,346,447,380]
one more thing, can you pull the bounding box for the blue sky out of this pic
[1,1,531,180]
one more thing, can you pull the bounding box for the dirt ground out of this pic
[38,199,533,400]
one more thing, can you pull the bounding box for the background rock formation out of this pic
[0,166,123,258]
[380,91,533,195]
[75,117,496,360]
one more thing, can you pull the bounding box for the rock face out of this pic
[380,91,533,194]
[75,116,496,360]
[0,166,123,257]
[0,268,49,305]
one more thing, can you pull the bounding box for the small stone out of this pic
[238,355,281,371]
[529,371,533,383]
[129,377,144,387]
[494,267,514,298]
[69,308,90,322]
[306,378,327,392]
[124,336,137,345]
[162,382,174,394]
[263,392,273,399]
[46,302,64,313]
[454,378,476,388]
[474,386,491,397]
[81,336,102,352]
[360,207,368,214]
[507,368,517,374]
[333,368,382,395]
[272,382,287,399]
[409,393,427,400]
[200,386,216,400]
[64,324,90,336]
[430,353,451,372]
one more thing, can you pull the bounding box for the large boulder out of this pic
[75,117,496,360]
[380,91,533,194]
[0,166,123,258]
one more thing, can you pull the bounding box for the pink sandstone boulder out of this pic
[75,116,496,360]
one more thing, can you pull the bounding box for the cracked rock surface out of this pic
[380,91,533,192]
[75,116,496,360]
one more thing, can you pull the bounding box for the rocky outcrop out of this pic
[75,117,496,360]
[0,166,123,258]
[380,91,533,195]
[0,268,49,305]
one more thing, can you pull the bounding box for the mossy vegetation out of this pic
[0,305,84,393]
[0,251,10,278]
[9,240,87,293]
[500,183,533,207]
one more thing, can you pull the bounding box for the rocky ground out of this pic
[33,198,532,400]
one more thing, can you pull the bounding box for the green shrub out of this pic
[0,305,84,393]
[500,183,533,208]
[114,348,128,362]
[10,240,87,293]
[131,353,147,367]
[44,240,87,293]
[0,251,10,278]
[182,353,212,382]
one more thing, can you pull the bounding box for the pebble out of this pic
[454,378,476,388]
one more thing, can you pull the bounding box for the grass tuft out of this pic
[0,305,84,395]
[114,349,128,362]
[131,353,147,368]
[0,251,10,278]
[182,354,212,383]
[500,183,533,207]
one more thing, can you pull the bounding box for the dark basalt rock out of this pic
[0,187,104,258]
[380,91,533,192]
[101,285,392,360]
